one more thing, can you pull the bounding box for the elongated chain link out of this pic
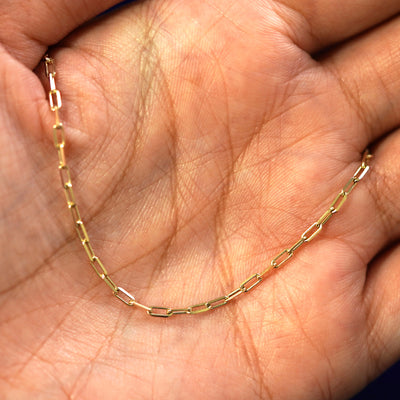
[43,56,372,318]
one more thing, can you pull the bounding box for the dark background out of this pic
[351,361,400,399]
[106,2,400,399]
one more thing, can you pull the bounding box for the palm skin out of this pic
[1,1,400,399]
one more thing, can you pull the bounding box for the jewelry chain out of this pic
[43,55,372,318]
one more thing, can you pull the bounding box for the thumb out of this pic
[0,0,131,68]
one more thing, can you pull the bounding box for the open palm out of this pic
[2,1,400,399]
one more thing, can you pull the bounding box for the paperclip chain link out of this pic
[43,56,372,318]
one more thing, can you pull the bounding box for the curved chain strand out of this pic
[43,56,372,318]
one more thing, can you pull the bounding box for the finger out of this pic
[276,0,400,52]
[352,126,400,274]
[367,129,400,249]
[338,126,400,283]
[362,243,400,376]
[320,15,400,146]
[309,129,400,285]
[0,0,126,68]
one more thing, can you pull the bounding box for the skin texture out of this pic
[1,0,400,398]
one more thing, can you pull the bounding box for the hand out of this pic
[1,1,400,398]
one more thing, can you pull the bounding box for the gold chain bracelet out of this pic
[43,55,372,318]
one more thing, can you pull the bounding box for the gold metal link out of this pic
[240,273,262,292]
[317,209,334,226]
[271,249,293,268]
[57,145,66,167]
[168,308,190,315]
[49,89,62,111]
[189,303,210,314]
[44,56,55,77]
[353,165,370,181]
[362,150,373,168]
[206,296,228,310]
[104,275,118,292]
[43,56,372,318]
[53,124,65,150]
[54,108,61,126]
[226,287,243,301]
[59,164,72,188]
[131,301,152,312]
[148,307,171,318]
[75,220,90,243]
[343,177,358,195]
[302,222,322,242]
[53,123,65,149]
[82,240,96,260]
[49,73,56,91]
[331,191,347,213]
[64,184,76,205]
[260,264,275,277]
[69,202,81,223]
[114,287,136,306]
[90,256,108,279]
[288,238,306,254]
